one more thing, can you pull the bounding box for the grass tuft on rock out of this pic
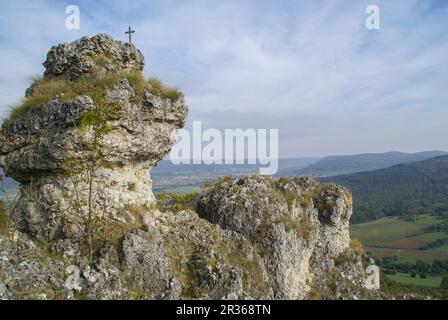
[147,78,182,102]
[350,237,364,255]
[6,71,182,122]
[157,191,198,213]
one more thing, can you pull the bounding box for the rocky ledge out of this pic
[0,34,378,300]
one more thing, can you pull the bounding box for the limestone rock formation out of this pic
[43,33,145,82]
[0,34,187,241]
[197,176,368,299]
[0,34,378,300]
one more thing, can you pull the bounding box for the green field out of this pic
[350,214,448,289]
[387,272,443,288]
[429,244,448,252]
[423,232,448,241]
[350,215,442,247]
[364,247,448,263]
[350,215,448,262]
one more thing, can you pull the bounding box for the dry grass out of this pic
[147,78,182,102]
[7,71,182,122]
[277,213,314,240]
[350,237,364,255]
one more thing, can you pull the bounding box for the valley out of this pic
[351,214,448,289]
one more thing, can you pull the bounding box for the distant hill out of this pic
[282,151,448,177]
[153,157,319,178]
[323,155,448,223]
[151,157,320,193]
[1,158,321,196]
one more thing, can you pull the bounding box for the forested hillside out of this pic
[284,151,447,177]
[324,155,448,223]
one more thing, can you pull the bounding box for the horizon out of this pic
[157,149,448,162]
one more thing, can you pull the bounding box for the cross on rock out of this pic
[125,26,135,44]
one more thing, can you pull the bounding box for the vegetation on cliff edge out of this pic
[7,70,182,122]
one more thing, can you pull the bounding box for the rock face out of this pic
[118,210,258,299]
[43,33,145,82]
[0,34,377,300]
[197,176,361,299]
[0,34,187,241]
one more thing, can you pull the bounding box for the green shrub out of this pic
[202,176,233,189]
[157,191,198,213]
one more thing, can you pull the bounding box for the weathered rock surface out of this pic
[43,33,144,81]
[197,175,372,299]
[0,34,377,300]
[118,210,260,299]
[0,35,187,242]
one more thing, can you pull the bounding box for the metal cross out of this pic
[125,26,135,44]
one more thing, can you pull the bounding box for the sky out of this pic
[0,0,447,157]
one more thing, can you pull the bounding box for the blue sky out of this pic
[0,0,447,157]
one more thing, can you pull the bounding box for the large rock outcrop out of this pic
[197,176,366,299]
[0,34,377,300]
[0,34,187,241]
[43,33,145,81]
